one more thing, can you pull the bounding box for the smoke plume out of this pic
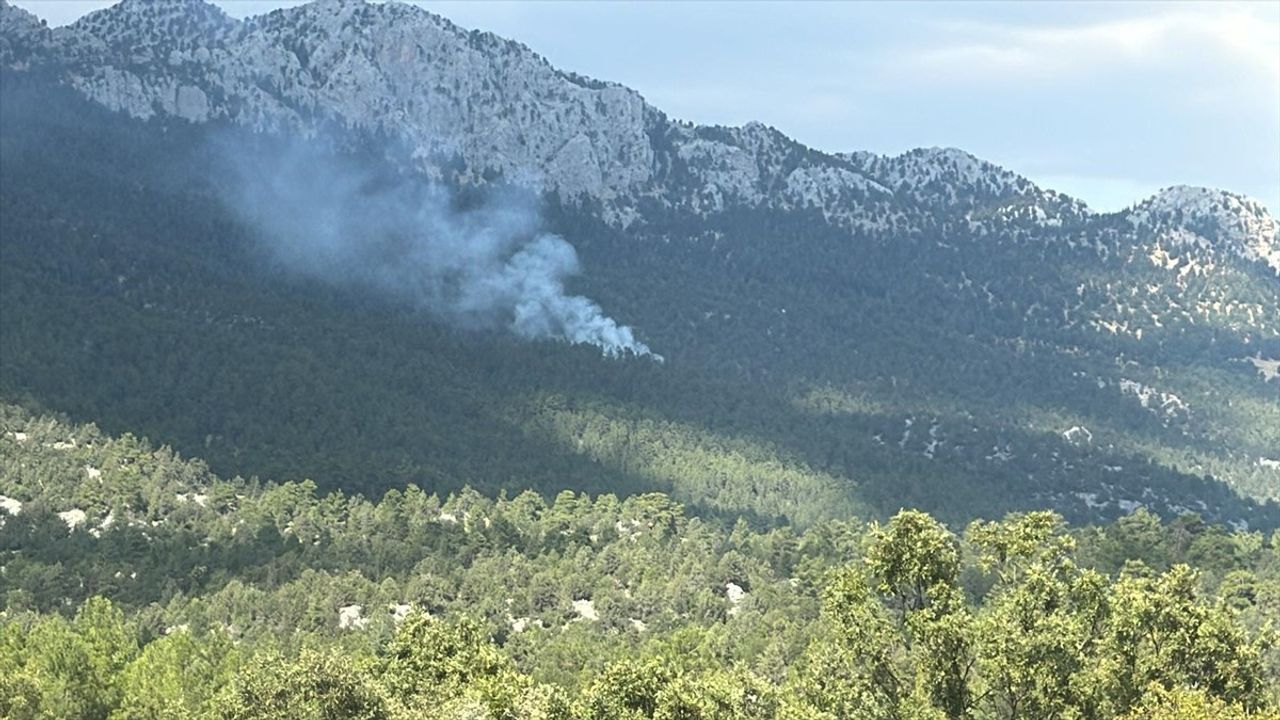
[214,136,656,359]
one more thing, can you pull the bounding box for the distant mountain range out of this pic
[6,0,1276,253]
[1,0,1277,529]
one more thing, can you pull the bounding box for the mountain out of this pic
[2,0,1091,230]
[1,0,1277,531]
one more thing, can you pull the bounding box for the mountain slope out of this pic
[1,0,1277,529]
[4,400,1276,717]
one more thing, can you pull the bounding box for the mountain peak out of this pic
[841,146,1090,228]
[1140,185,1273,221]
[68,0,236,58]
[73,0,233,27]
[0,0,51,64]
[4,0,1271,255]
[1130,185,1279,274]
[247,0,475,43]
[845,146,1026,199]
[0,0,40,27]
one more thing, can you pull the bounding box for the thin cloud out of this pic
[907,8,1279,87]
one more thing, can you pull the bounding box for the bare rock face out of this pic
[23,0,655,202]
[2,0,1275,277]
[0,0,1060,234]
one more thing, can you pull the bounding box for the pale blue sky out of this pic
[16,0,1280,215]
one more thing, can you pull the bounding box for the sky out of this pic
[14,0,1280,215]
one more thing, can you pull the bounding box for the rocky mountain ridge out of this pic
[1130,186,1280,275]
[2,0,1275,270]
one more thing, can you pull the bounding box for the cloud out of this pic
[906,6,1278,90]
[874,4,1279,212]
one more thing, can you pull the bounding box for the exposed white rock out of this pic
[678,138,762,206]
[1259,458,1280,470]
[1118,378,1187,419]
[571,598,598,622]
[39,0,654,204]
[898,418,913,449]
[58,508,88,530]
[1116,499,1143,514]
[8,431,27,443]
[725,582,746,604]
[784,163,891,228]
[1246,356,1280,382]
[1063,426,1093,445]
[725,582,746,616]
[84,465,102,480]
[338,604,368,629]
[0,495,21,516]
[629,618,648,632]
[389,603,412,623]
[89,510,114,538]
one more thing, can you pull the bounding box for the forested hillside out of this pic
[1,71,1276,532]
[2,403,1279,718]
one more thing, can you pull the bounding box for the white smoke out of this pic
[215,136,656,359]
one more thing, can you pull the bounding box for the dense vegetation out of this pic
[2,403,1280,718]
[1,72,1276,534]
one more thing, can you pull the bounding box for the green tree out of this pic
[217,648,388,720]
[111,630,238,720]
[1085,565,1271,717]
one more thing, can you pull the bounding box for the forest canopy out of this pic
[2,404,1279,719]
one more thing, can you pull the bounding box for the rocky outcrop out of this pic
[1129,186,1279,275]
[1,0,1275,273]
